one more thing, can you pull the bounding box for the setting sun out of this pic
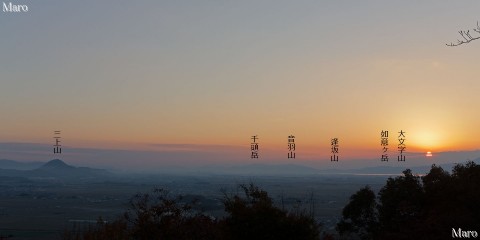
[426,151,433,157]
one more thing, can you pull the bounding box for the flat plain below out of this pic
[0,173,392,240]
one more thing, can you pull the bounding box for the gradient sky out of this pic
[1,1,479,168]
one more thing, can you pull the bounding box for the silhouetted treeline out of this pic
[63,183,331,240]
[337,161,480,240]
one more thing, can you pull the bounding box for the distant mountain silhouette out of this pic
[37,159,75,170]
[32,159,110,179]
[0,159,111,181]
[349,166,430,175]
[196,159,480,176]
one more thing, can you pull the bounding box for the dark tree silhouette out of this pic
[63,184,328,240]
[336,186,377,240]
[62,218,129,240]
[222,183,321,240]
[123,188,220,240]
[63,188,221,240]
[377,169,425,240]
[337,161,480,240]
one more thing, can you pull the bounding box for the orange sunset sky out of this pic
[1,1,479,167]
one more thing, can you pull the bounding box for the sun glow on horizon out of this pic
[408,127,448,151]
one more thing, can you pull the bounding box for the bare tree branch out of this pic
[446,21,480,47]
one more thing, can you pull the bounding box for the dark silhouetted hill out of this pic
[37,159,75,170]
[32,159,110,179]
[0,159,111,181]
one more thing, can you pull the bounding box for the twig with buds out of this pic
[446,22,480,47]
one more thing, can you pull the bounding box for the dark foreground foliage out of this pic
[337,161,480,240]
[222,184,320,240]
[63,184,326,240]
[64,161,479,240]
